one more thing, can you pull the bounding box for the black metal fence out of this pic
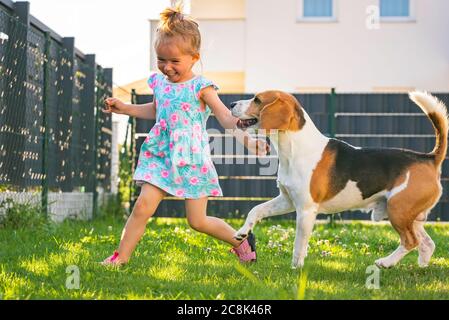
[0,0,112,217]
[132,92,449,222]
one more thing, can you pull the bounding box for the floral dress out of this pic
[133,73,223,199]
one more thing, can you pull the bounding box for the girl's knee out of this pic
[187,217,207,232]
[132,198,154,220]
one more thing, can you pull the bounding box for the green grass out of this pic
[1,215,449,300]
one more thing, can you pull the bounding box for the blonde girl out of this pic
[102,5,268,266]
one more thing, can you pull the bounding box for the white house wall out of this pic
[245,0,449,93]
[196,20,246,73]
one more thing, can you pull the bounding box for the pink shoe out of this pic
[101,251,125,266]
[230,232,257,263]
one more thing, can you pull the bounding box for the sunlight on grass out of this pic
[296,269,307,300]
[0,267,33,299]
[150,264,186,282]
[307,280,343,295]
[317,259,354,273]
[2,217,449,300]
[429,257,449,267]
[19,257,51,277]
[233,262,260,284]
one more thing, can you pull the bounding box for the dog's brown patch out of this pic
[257,91,305,131]
[387,163,441,249]
[310,144,338,203]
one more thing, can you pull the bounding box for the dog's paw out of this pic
[291,256,305,270]
[374,257,395,269]
[234,227,249,241]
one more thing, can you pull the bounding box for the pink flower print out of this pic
[190,84,194,92]
[153,127,160,137]
[160,119,167,130]
[175,176,183,184]
[137,160,142,166]
[158,151,165,158]
[164,85,172,93]
[210,178,218,184]
[173,131,180,142]
[144,174,152,180]
[178,159,187,167]
[163,100,170,108]
[158,140,165,147]
[200,166,209,174]
[176,189,185,197]
[191,145,200,153]
[181,103,191,112]
[193,124,201,133]
[169,142,174,150]
[149,163,157,169]
[145,136,150,143]
[183,119,189,126]
[190,176,199,185]
[178,146,183,153]
[211,189,221,196]
[170,113,179,123]
[192,165,197,170]
[144,151,152,158]
[161,170,170,178]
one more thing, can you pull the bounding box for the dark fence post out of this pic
[61,37,75,192]
[41,31,51,217]
[103,68,113,195]
[328,88,336,226]
[85,54,96,217]
[92,69,102,219]
[130,89,137,207]
[10,1,29,188]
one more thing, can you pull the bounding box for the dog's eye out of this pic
[254,97,261,105]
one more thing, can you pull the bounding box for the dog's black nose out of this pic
[230,102,237,109]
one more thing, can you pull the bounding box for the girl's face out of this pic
[156,37,199,83]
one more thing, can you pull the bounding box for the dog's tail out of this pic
[409,91,449,167]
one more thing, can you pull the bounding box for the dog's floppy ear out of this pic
[260,97,295,130]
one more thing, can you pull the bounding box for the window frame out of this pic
[379,0,416,22]
[297,0,338,23]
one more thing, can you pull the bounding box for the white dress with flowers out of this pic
[133,73,223,199]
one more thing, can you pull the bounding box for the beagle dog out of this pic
[231,91,448,269]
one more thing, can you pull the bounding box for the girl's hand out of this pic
[247,138,270,156]
[103,98,128,115]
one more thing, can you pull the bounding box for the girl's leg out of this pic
[185,197,241,247]
[116,183,166,263]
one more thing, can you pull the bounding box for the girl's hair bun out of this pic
[155,2,201,55]
[159,4,185,30]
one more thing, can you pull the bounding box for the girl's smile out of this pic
[156,38,199,83]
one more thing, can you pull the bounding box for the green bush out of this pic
[0,198,49,229]
[98,193,126,219]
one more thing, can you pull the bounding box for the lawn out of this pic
[1,215,449,300]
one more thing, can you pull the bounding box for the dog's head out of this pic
[230,91,306,131]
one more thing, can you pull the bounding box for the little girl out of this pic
[101,5,269,266]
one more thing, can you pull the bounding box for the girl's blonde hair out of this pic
[155,3,201,56]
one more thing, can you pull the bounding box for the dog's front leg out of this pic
[292,208,318,269]
[234,193,295,241]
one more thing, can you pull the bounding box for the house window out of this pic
[304,0,332,17]
[380,0,410,17]
[298,0,337,22]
